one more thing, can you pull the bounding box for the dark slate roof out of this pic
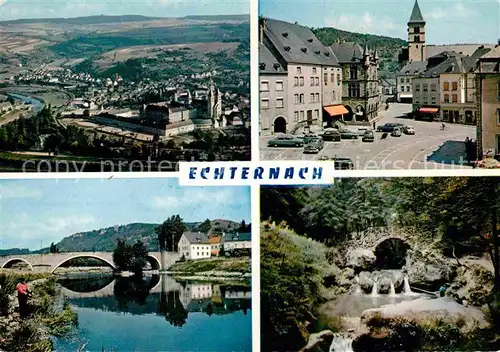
[398,61,428,75]
[426,44,496,59]
[331,42,364,62]
[408,0,425,24]
[477,47,500,73]
[421,52,475,78]
[263,18,339,66]
[259,43,287,74]
[223,232,251,242]
[183,232,210,244]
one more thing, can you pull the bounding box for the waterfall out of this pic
[330,334,354,352]
[389,280,396,296]
[355,285,362,294]
[403,275,412,295]
[370,282,378,297]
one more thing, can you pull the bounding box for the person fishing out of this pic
[439,284,446,298]
[16,278,30,318]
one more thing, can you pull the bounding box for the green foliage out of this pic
[49,242,59,254]
[112,239,149,274]
[0,273,50,316]
[196,219,212,233]
[155,215,187,252]
[169,257,249,274]
[260,223,329,352]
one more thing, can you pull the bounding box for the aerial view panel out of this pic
[0,0,250,172]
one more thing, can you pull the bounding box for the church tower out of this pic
[407,0,426,62]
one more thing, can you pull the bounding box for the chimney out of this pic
[259,18,266,44]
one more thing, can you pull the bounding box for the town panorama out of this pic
[0,14,250,172]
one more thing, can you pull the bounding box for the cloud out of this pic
[324,11,401,38]
[0,186,42,200]
[426,3,477,20]
[152,188,236,210]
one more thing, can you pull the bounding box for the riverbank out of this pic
[167,257,250,283]
[0,272,78,351]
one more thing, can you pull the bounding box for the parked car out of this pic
[391,127,402,137]
[339,128,359,139]
[357,127,370,136]
[322,129,341,141]
[303,133,321,144]
[403,125,415,135]
[303,137,325,154]
[362,130,375,142]
[377,123,405,133]
[333,157,355,170]
[267,135,304,147]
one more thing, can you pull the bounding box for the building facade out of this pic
[412,75,439,117]
[331,42,381,122]
[222,232,252,252]
[177,232,211,260]
[397,61,428,103]
[259,43,289,135]
[476,47,500,158]
[259,18,342,134]
[407,0,427,63]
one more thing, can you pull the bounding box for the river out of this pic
[53,275,252,352]
[7,93,44,114]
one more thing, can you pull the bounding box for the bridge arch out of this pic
[51,254,116,274]
[1,258,34,271]
[146,255,161,271]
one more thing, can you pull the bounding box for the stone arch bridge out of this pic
[0,251,181,274]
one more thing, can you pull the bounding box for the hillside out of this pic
[0,219,244,255]
[312,27,406,77]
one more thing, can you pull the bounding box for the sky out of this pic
[0,179,250,250]
[259,0,500,45]
[0,0,249,21]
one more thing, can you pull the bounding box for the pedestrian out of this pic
[16,278,30,319]
[439,285,446,298]
[373,122,376,130]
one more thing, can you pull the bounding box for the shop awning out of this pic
[399,93,413,98]
[419,107,439,113]
[324,105,349,116]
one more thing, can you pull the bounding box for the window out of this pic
[444,82,450,91]
[276,98,284,108]
[431,96,436,104]
[415,84,420,92]
[337,74,341,85]
[331,73,334,83]
[497,109,500,125]
[276,81,283,91]
[297,67,302,74]
[314,109,319,119]
[261,99,269,109]
[294,94,299,104]
[407,85,411,92]
[406,78,410,83]
[452,94,458,103]
[415,35,420,43]
[300,111,304,120]
[332,91,336,101]
[452,82,458,91]
[310,93,314,103]
[261,81,269,92]
[350,65,358,79]
[415,99,420,104]
[315,77,319,86]
[400,78,405,84]
[310,77,314,86]
[431,83,437,92]
[197,252,199,256]
[315,93,320,102]
[443,94,449,103]
[414,26,420,34]
[324,72,328,85]
[498,82,500,98]
[348,82,360,97]
[299,77,304,86]
[423,83,428,92]
[294,77,298,86]
[312,67,317,75]
[299,94,304,103]
[294,111,299,122]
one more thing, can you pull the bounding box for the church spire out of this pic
[408,0,425,25]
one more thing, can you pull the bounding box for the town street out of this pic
[259,103,476,170]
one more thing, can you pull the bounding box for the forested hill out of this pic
[0,219,244,254]
[312,27,406,77]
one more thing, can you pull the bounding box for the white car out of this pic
[404,126,415,135]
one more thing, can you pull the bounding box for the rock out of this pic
[346,249,376,271]
[358,271,374,293]
[299,330,334,352]
[404,250,455,290]
[360,297,489,330]
[343,267,355,280]
[281,315,310,352]
[378,276,392,294]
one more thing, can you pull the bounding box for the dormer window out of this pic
[273,63,280,69]
[282,32,288,38]
[314,50,320,55]
[259,63,266,70]
[324,52,330,56]
[308,38,313,43]
[301,47,307,53]
[284,46,291,51]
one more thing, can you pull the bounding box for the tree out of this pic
[49,242,59,254]
[112,239,149,275]
[197,219,212,233]
[155,215,187,252]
